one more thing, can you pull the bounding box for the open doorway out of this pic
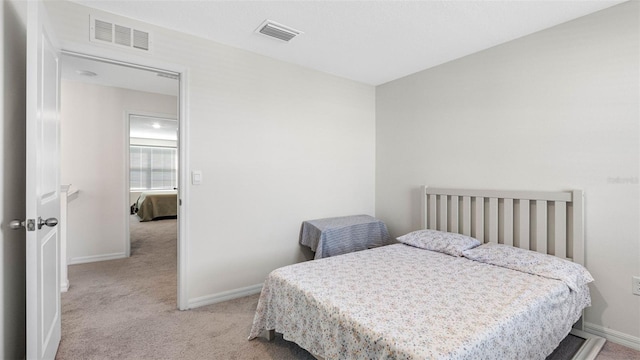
[59,52,182,308]
[128,113,178,255]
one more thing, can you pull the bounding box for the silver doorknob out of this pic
[9,220,25,230]
[38,217,58,230]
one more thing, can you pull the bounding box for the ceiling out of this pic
[69,0,625,86]
[61,55,179,139]
[61,53,179,96]
[130,114,178,141]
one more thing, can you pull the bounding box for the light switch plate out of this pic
[191,170,202,185]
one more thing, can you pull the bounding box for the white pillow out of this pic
[462,243,594,291]
[396,229,481,257]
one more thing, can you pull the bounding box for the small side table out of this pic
[299,215,392,259]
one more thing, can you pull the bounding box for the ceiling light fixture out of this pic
[152,123,161,129]
[255,19,302,42]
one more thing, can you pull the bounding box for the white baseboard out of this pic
[187,283,263,309]
[584,322,640,351]
[67,252,127,265]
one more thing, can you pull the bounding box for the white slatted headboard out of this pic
[421,186,584,265]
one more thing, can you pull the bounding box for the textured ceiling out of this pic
[70,0,625,85]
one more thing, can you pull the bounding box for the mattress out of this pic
[249,244,591,360]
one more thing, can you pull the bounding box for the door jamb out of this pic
[61,50,190,310]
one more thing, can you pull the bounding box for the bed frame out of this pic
[421,186,584,264]
[421,186,605,359]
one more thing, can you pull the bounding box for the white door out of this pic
[26,1,62,358]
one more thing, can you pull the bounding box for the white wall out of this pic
[61,81,178,263]
[0,0,27,358]
[48,1,376,303]
[376,1,639,346]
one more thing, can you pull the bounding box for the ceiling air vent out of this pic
[90,15,152,52]
[255,20,302,42]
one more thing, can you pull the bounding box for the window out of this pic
[130,146,177,190]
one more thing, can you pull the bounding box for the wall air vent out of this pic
[255,20,302,42]
[114,24,132,47]
[90,15,152,52]
[133,30,150,50]
[94,19,113,42]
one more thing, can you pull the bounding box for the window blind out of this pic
[130,146,177,190]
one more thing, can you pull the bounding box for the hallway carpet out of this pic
[56,216,639,359]
[57,217,312,359]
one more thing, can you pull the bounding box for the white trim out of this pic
[60,185,70,293]
[62,50,169,75]
[177,68,190,310]
[187,284,263,310]
[60,280,69,293]
[67,252,126,265]
[124,113,131,258]
[584,321,640,350]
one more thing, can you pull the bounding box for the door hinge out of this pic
[26,219,36,231]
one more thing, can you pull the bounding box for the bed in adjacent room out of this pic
[132,191,178,222]
[249,187,605,360]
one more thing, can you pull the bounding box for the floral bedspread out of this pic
[248,244,590,360]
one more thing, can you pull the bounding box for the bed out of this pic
[132,191,178,222]
[249,186,604,359]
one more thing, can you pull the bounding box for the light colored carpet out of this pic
[597,342,640,360]
[56,216,640,360]
[57,216,312,360]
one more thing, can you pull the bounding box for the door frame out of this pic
[125,111,178,258]
[61,49,190,310]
